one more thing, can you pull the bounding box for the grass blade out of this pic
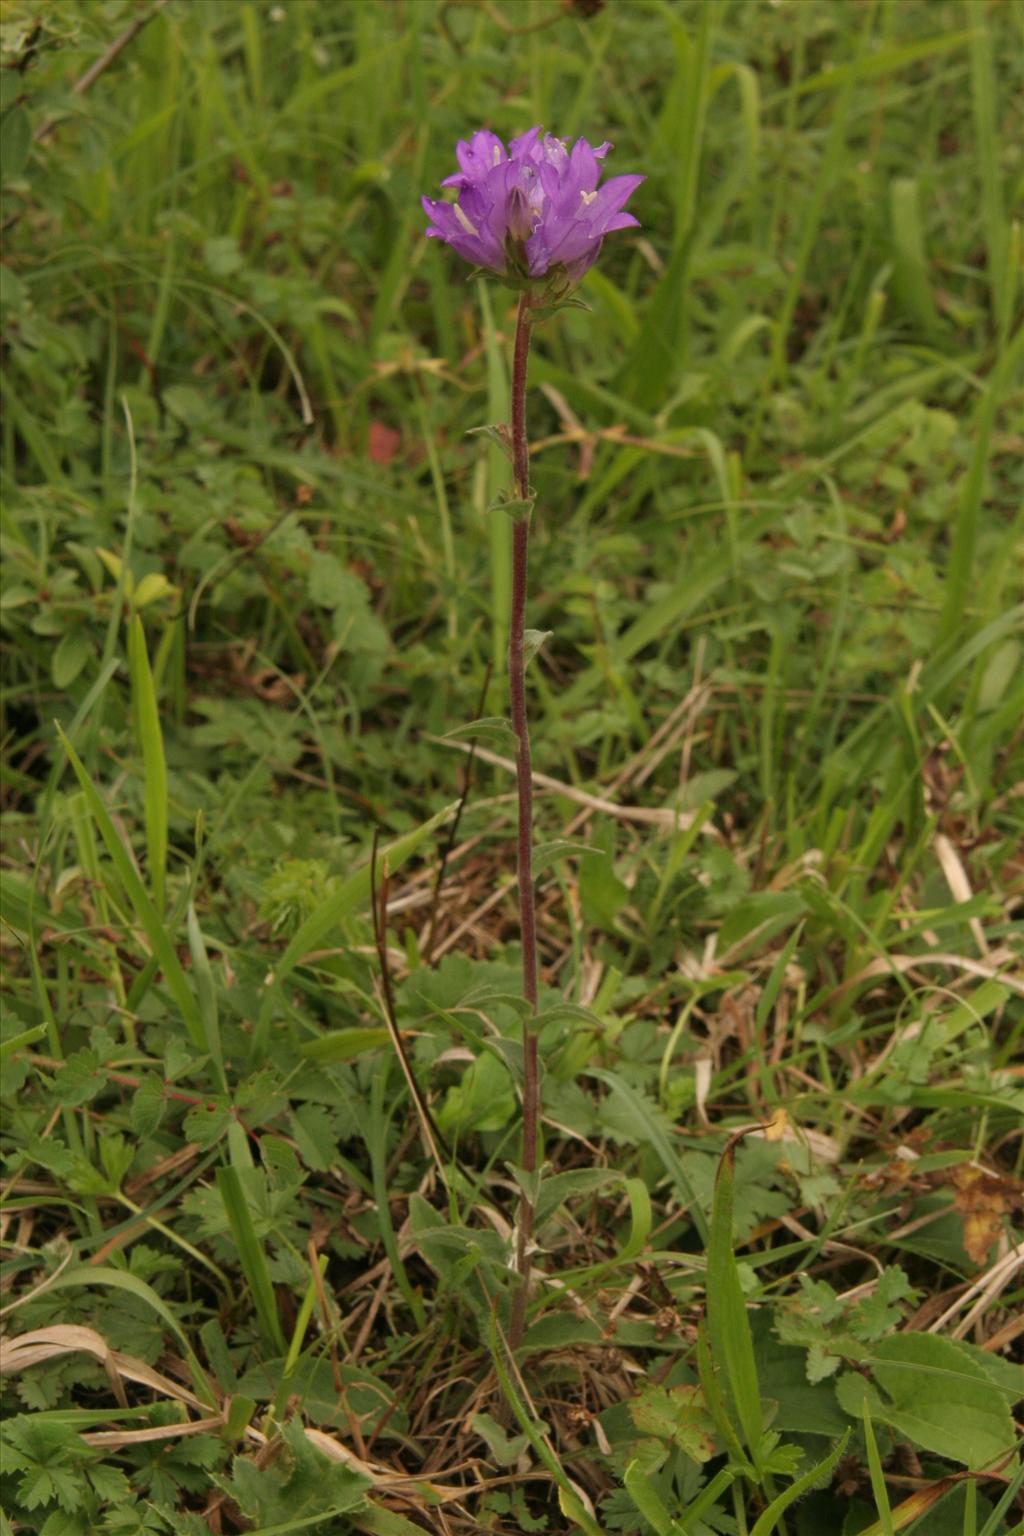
[937,326,1024,649]
[127,614,168,913]
[968,0,1010,337]
[186,901,225,1091]
[216,1165,287,1356]
[862,1398,895,1536]
[705,1134,763,1462]
[56,723,207,1055]
[623,1460,680,1536]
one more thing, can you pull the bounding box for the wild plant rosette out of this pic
[422,127,643,301]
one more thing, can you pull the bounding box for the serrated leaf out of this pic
[629,1384,717,1463]
[130,1073,166,1136]
[749,1430,850,1536]
[182,1101,232,1148]
[53,1049,103,1107]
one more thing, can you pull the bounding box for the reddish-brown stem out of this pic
[508,292,538,1354]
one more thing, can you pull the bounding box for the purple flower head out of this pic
[422,128,643,293]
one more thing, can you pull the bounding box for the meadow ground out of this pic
[1,1,1022,1533]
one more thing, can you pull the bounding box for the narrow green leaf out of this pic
[677,1466,738,1532]
[55,723,206,1054]
[353,1508,439,1536]
[623,1460,680,1536]
[705,1138,763,1460]
[618,1177,653,1263]
[862,1399,895,1536]
[0,1024,47,1061]
[968,0,1010,335]
[216,1165,287,1355]
[128,615,168,911]
[442,716,516,745]
[786,27,979,97]
[937,327,1024,648]
[977,1455,1024,1536]
[299,1027,391,1062]
[187,903,225,1090]
[487,1309,606,1536]
[889,177,941,335]
[533,840,602,874]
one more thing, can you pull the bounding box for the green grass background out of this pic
[1,1,1022,1533]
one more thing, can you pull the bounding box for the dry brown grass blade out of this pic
[82,1417,225,1449]
[0,1324,206,1410]
[927,1239,1024,1337]
[285,1426,473,1502]
[827,946,1022,1001]
[430,734,704,829]
[933,832,991,958]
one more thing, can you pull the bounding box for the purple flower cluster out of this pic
[422,127,643,290]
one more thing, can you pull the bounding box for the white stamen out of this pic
[492,145,502,166]
[580,189,597,206]
[453,204,480,237]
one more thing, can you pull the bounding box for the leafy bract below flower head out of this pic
[422,127,643,298]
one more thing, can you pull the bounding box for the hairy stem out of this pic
[508,292,538,1353]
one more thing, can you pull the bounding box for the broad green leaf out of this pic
[51,629,90,690]
[835,1333,1018,1468]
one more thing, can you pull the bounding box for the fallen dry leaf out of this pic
[951,1164,1015,1266]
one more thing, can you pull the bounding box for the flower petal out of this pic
[424,128,641,284]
